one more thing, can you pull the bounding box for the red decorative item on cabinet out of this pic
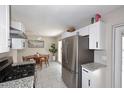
[95,13,101,22]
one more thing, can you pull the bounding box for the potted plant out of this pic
[49,43,57,61]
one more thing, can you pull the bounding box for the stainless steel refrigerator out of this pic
[62,35,94,88]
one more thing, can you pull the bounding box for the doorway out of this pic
[112,24,124,88]
[58,40,62,64]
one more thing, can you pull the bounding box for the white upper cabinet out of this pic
[11,21,25,33]
[78,26,89,36]
[0,5,10,53]
[61,21,105,50]
[11,38,26,49]
[89,21,105,50]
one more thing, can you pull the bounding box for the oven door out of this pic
[0,57,13,83]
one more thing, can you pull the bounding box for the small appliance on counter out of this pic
[81,63,106,88]
[0,57,35,87]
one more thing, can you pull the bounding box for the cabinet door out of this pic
[12,38,25,49]
[82,76,91,88]
[89,21,103,49]
[89,21,105,50]
[89,22,98,49]
[0,5,10,53]
[82,69,91,88]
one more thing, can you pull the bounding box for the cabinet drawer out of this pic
[82,68,90,77]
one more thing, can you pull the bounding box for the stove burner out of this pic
[1,64,35,83]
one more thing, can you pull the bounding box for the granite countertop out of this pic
[0,76,34,88]
[81,63,106,72]
[0,61,36,88]
[12,61,36,66]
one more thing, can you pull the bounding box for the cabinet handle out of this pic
[23,42,25,47]
[96,42,98,48]
[88,80,90,87]
[83,69,88,73]
[8,39,11,47]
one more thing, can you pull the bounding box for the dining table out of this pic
[22,54,49,68]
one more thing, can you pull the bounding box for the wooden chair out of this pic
[22,56,34,62]
[39,54,49,67]
[45,54,49,65]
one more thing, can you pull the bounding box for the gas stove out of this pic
[0,57,35,83]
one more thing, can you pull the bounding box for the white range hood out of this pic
[10,21,25,34]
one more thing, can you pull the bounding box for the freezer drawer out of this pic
[62,67,77,88]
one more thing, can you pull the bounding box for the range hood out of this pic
[10,33,27,39]
[10,21,27,39]
[10,24,27,39]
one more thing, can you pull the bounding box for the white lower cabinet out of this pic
[82,69,92,88]
[82,63,106,88]
[11,38,26,49]
[82,74,91,88]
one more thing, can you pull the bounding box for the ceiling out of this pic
[11,5,122,37]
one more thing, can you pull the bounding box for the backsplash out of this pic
[94,50,106,65]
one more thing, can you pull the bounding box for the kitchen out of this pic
[0,5,124,88]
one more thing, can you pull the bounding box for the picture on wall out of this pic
[28,40,44,48]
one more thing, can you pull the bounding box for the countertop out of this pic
[0,61,36,88]
[12,61,36,66]
[0,76,34,88]
[81,63,106,72]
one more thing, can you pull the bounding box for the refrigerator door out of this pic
[62,36,77,73]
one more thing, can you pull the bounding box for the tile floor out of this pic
[35,62,67,88]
